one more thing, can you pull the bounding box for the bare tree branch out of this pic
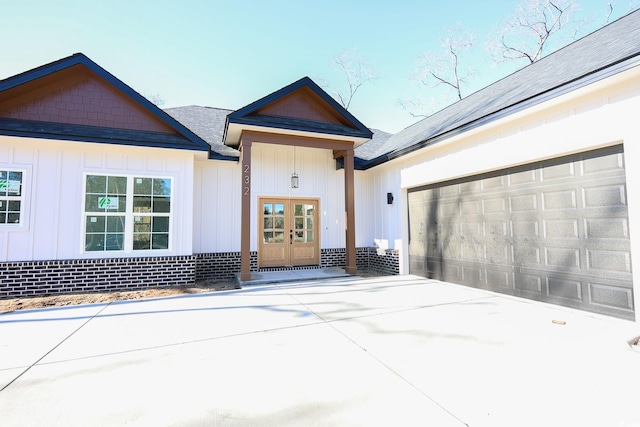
[400,24,475,118]
[488,0,581,65]
[143,91,165,107]
[324,48,378,110]
[413,25,475,100]
[605,0,640,23]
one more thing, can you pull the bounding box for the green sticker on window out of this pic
[98,197,119,209]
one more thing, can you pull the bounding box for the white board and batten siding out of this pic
[0,136,198,262]
[193,143,376,253]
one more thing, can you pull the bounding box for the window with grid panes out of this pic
[0,170,24,225]
[84,174,171,252]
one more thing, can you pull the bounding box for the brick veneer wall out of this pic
[194,247,399,281]
[1,256,195,299]
[1,248,400,299]
[369,248,400,275]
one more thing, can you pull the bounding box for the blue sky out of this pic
[1,1,635,132]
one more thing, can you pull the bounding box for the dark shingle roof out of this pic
[164,106,239,159]
[364,10,640,168]
[355,129,393,161]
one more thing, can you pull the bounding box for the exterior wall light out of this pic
[291,146,299,188]
[387,192,394,205]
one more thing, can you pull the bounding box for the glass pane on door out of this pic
[293,203,314,243]
[263,202,286,244]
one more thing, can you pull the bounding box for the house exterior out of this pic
[1,11,640,322]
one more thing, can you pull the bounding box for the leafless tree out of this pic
[489,0,581,65]
[324,47,378,110]
[413,25,475,101]
[400,24,475,118]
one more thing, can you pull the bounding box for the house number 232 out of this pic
[243,164,250,196]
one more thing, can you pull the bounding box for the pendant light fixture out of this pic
[291,146,299,188]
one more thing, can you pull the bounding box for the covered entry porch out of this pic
[221,77,372,281]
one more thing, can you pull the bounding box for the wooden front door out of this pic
[259,198,319,268]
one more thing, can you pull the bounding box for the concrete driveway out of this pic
[1,275,638,426]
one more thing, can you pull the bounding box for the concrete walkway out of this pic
[1,275,638,426]
[236,266,350,286]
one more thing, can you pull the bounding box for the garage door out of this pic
[408,146,634,320]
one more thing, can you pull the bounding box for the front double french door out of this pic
[259,198,319,268]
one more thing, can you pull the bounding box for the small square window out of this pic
[0,169,25,225]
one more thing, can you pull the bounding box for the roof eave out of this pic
[1,128,211,152]
[224,120,371,147]
[359,52,640,171]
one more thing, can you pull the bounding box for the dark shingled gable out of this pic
[0,53,211,153]
[224,76,373,144]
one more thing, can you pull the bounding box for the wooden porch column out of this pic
[240,136,252,281]
[344,148,357,275]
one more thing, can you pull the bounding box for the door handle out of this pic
[290,230,293,244]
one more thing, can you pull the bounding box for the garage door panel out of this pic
[589,282,634,310]
[485,220,508,237]
[582,184,626,207]
[586,249,631,273]
[547,277,582,301]
[542,189,577,210]
[510,194,538,211]
[484,243,510,263]
[482,175,506,189]
[541,161,575,180]
[442,241,461,259]
[545,247,580,269]
[584,217,629,239]
[439,184,458,197]
[408,145,634,320]
[439,200,460,216]
[461,200,482,214]
[509,168,537,185]
[514,273,544,295]
[510,220,540,238]
[461,243,484,262]
[583,152,624,173]
[486,269,512,290]
[543,219,579,239]
[460,180,481,194]
[513,246,542,265]
[483,197,507,214]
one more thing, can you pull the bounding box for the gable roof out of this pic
[0,53,211,153]
[361,9,640,168]
[223,76,373,146]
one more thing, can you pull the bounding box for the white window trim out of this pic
[81,173,174,255]
[0,165,30,230]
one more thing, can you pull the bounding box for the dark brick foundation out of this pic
[1,247,400,299]
[194,247,399,281]
[1,256,195,299]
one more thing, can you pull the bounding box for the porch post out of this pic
[240,136,252,281]
[344,148,357,275]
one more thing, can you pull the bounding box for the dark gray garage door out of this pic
[408,146,634,320]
